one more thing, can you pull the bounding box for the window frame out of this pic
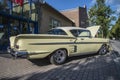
[48,29,67,35]
[70,29,91,38]
[49,17,61,28]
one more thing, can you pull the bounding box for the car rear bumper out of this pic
[7,47,28,59]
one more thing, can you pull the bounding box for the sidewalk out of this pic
[110,40,120,80]
[0,51,120,80]
[0,40,120,80]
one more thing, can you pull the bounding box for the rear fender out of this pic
[10,36,17,48]
[49,48,68,58]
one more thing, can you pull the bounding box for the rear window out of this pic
[48,29,67,35]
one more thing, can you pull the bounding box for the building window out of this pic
[49,18,61,28]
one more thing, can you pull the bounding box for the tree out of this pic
[110,17,120,39]
[88,0,115,38]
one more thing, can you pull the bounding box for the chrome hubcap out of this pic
[54,50,66,63]
[100,46,107,54]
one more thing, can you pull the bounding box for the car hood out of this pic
[86,25,100,37]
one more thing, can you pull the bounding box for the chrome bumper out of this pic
[7,47,28,59]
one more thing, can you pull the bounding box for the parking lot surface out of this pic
[0,40,120,80]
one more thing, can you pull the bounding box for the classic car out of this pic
[8,26,110,65]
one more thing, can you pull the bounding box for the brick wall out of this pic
[61,7,89,28]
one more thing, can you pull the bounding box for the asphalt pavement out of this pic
[0,40,120,80]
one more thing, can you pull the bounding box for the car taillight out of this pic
[15,45,19,49]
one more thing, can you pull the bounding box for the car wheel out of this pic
[50,49,67,65]
[98,45,108,55]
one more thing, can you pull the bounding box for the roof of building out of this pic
[43,2,75,23]
[60,6,86,12]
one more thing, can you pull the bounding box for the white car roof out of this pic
[54,27,87,31]
[52,26,101,37]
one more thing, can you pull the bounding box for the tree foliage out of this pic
[88,0,115,38]
[110,17,120,39]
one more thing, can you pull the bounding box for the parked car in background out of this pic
[8,26,110,65]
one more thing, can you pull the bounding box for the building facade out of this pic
[1,1,89,34]
[13,2,75,33]
[12,1,89,33]
[61,6,89,28]
[39,3,74,33]
[0,1,89,51]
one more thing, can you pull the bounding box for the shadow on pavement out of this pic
[0,52,108,67]
[29,53,98,66]
[111,50,120,57]
[0,53,12,58]
[1,51,120,80]
[0,52,98,67]
[66,53,97,63]
[29,58,51,66]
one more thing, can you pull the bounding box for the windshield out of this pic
[48,29,67,35]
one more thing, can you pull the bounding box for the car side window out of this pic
[48,29,67,35]
[78,30,91,37]
[70,30,78,37]
[70,29,91,37]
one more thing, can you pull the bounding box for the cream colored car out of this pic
[8,26,110,65]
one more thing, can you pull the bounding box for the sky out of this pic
[45,0,120,14]
[0,0,120,14]
[106,0,120,14]
[45,0,90,10]
[45,0,120,26]
[0,0,120,25]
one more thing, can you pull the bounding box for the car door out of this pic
[75,30,97,55]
